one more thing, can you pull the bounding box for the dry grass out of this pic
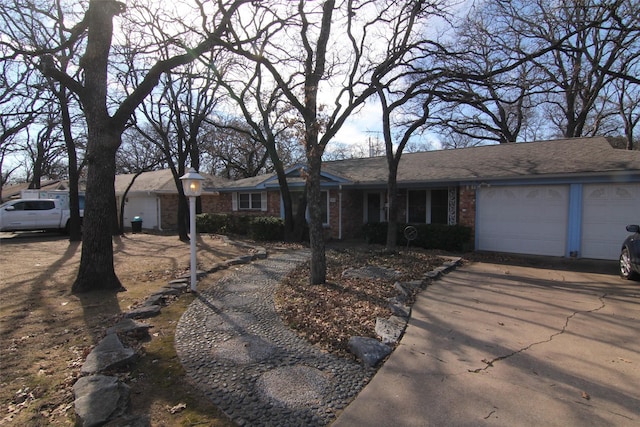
[0,232,243,426]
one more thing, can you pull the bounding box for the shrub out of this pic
[196,213,284,241]
[247,216,285,241]
[196,213,231,234]
[362,222,472,252]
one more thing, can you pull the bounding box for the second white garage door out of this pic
[581,183,640,260]
[477,185,569,256]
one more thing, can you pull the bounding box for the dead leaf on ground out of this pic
[168,402,187,414]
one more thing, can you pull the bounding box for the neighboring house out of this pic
[1,180,72,202]
[115,169,228,231]
[211,137,640,261]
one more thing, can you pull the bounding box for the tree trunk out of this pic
[385,164,399,251]
[72,130,122,292]
[178,194,189,241]
[307,154,326,285]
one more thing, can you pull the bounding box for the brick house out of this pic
[114,169,228,231]
[211,137,640,261]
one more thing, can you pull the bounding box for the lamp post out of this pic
[180,168,204,292]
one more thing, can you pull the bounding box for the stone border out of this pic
[349,257,462,367]
[72,236,266,427]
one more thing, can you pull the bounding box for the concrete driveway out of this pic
[333,261,640,426]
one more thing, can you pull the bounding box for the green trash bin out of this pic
[131,216,143,233]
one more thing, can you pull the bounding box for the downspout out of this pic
[338,184,343,240]
[157,195,163,231]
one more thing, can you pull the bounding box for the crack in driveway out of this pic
[468,293,607,373]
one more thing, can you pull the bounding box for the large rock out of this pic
[106,319,152,339]
[81,333,137,375]
[73,375,130,427]
[375,316,407,345]
[348,336,392,367]
[124,304,161,319]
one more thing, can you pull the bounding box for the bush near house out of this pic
[362,222,473,252]
[197,213,284,241]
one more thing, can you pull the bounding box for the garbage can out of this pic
[131,216,143,233]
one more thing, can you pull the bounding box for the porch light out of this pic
[180,168,204,197]
[179,168,205,292]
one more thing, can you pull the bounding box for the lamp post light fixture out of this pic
[180,168,205,292]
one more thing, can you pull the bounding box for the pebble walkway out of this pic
[175,250,375,426]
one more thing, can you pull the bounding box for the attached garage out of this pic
[120,195,159,230]
[581,183,640,260]
[477,185,569,256]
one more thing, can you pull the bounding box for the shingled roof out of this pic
[216,136,640,191]
[115,169,228,194]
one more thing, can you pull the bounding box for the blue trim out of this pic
[566,184,583,257]
[474,186,480,250]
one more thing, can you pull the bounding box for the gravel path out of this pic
[175,250,375,426]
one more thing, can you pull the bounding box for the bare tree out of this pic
[1,0,250,292]
[429,0,640,144]
[131,51,226,241]
[201,118,271,179]
[210,53,311,241]
[612,78,640,150]
[0,51,39,199]
[23,105,67,188]
[489,0,638,139]
[221,1,438,283]
[369,0,450,250]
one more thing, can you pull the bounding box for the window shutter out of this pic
[261,192,268,211]
[232,192,238,211]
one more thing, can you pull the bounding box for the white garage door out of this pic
[581,183,640,260]
[477,185,569,256]
[123,196,159,229]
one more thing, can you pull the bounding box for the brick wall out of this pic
[159,194,178,230]
[159,193,226,230]
[458,185,476,235]
[203,191,281,218]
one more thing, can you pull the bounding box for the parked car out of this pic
[0,198,82,233]
[620,224,640,280]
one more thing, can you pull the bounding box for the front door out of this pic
[367,193,383,223]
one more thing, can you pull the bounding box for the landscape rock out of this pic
[164,282,188,292]
[73,375,130,427]
[124,304,161,319]
[106,319,152,339]
[227,255,255,265]
[348,336,392,367]
[141,293,166,307]
[253,248,268,259]
[80,333,137,375]
[375,316,407,345]
[393,282,409,300]
[388,299,411,318]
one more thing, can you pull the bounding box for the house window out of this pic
[430,189,449,225]
[408,190,427,223]
[235,192,265,211]
[407,189,449,224]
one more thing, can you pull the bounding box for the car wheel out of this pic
[619,247,638,280]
